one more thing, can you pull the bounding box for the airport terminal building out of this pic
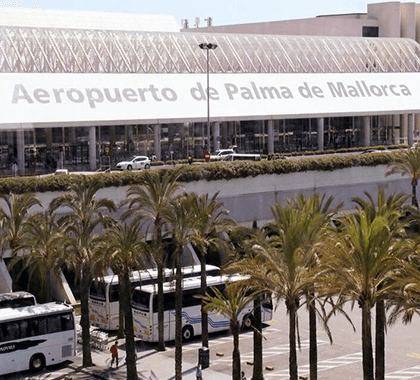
[1,2,420,175]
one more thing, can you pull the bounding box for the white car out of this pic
[210,149,235,160]
[116,156,151,170]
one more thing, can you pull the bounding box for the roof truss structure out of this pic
[0,27,419,74]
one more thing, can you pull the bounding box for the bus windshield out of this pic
[132,291,151,312]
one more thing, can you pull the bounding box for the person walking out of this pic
[110,341,119,368]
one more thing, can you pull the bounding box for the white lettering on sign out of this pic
[12,84,179,109]
[1,72,420,126]
[327,81,411,98]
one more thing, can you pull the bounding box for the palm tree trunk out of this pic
[80,263,93,367]
[157,260,166,351]
[288,299,298,380]
[175,250,183,380]
[412,183,419,209]
[121,271,138,380]
[117,303,125,339]
[361,304,374,380]
[375,300,386,380]
[309,295,317,380]
[252,297,263,380]
[200,253,209,348]
[232,319,241,380]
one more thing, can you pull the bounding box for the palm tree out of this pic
[351,190,409,380]
[123,169,182,352]
[287,193,341,380]
[97,219,151,380]
[200,282,260,380]
[10,209,63,303]
[49,177,116,367]
[0,192,40,257]
[189,192,235,348]
[225,222,268,380]
[323,203,407,380]
[386,146,420,208]
[252,196,340,380]
[164,192,199,380]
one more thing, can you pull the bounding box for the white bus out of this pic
[131,274,273,342]
[89,264,220,331]
[0,302,76,376]
[0,291,37,309]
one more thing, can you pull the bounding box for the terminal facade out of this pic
[0,2,420,175]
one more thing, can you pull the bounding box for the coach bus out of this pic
[0,302,76,376]
[89,264,220,330]
[131,274,273,342]
[0,291,36,309]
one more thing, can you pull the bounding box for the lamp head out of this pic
[199,43,218,50]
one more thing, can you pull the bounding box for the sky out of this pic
[6,0,381,28]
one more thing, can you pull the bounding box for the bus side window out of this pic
[19,320,29,339]
[183,289,201,308]
[110,285,119,303]
[4,322,19,340]
[47,315,62,333]
[30,317,47,336]
[60,313,74,331]
[0,323,4,342]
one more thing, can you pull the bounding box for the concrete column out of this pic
[317,118,324,151]
[16,129,25,176]
[267,120,274,154]
[393,114,401,143]
[154,124,161,160]
[212,122,220,151]
[408,113,414,147]
[401,114,408,144]
[363,116,371,147]
[415,114,420,139]
[89,126,96,171]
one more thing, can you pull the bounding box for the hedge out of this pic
[0,148,402,194]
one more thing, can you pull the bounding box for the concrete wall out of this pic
[183,17,377,37]
[30,165,411,226]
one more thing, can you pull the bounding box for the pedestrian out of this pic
[196,363,202,380]
[110,341,118,368]
[241,371,246,380]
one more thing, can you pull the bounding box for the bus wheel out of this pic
[182,325,194,342]
[30,354,45,372]
[242,314,254,330]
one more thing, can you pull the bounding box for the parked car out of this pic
[116,156,151,170]
[222,153,261,162]
[210,149,235,160]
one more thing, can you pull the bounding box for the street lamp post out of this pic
[199,42,217,154]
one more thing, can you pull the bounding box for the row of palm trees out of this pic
[0,171,235,380]
[1,147,420,380]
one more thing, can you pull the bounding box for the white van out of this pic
[222,153,261,162]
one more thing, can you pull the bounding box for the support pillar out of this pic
[408,113,414,147]
[212,122,220,151]
[267,120,274,154]
[401,114,408,144]
[16,129,24,176]
[89,126,96,172]
[362,116,371,147]
[317,118,324,151]
[154,124,161,161]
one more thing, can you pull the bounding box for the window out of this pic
[362,26,379,37]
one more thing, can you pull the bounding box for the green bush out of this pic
[0,149,401,194]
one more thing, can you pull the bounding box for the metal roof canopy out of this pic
[0,26,419,74]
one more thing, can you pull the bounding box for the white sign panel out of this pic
[1,72,419,127]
